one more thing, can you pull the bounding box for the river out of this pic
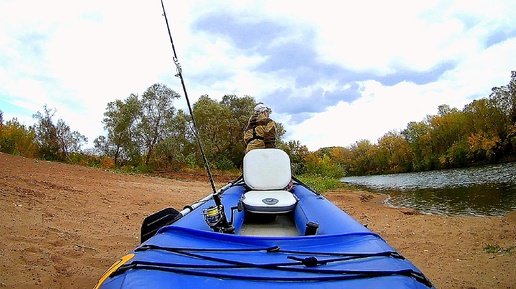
[340,162,516,216]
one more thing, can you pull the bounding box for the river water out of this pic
[340,162,516,216]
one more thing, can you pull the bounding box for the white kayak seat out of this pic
[242,191,297,214]
[242,149,297,214]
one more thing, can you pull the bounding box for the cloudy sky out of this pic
[1,0,515,151]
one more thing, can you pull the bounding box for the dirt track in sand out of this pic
[0,152,515,288]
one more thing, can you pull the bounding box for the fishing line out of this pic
[159,0,218,198]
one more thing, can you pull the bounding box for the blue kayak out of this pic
[94,149,434,289]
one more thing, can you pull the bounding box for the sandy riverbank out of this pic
[0,153,514,288]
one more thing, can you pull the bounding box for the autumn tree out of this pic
[344,139,376,175]
[426,105,470,167]
[488,70,516,156]
[328,146,353,175]
[377,130,412,173]
[33,105,87,161]
[303,148,344,178]
[462,99,502,162]
[0,115,38,157]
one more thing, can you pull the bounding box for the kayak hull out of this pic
[95,181,434,289]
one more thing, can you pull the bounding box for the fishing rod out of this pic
[159,0,234,233]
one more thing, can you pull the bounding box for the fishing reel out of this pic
[202,205,224,227]
[202,202,242,234]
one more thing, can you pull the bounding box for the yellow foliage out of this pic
[467,131,500,152]
[101,156,115,169]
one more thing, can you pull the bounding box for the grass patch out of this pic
[483,244,515,255]
[296,174,343,194]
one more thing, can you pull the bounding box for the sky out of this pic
[1,0,515,151]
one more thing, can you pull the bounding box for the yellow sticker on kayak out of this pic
[93,253,135,289]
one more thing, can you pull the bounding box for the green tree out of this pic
[427,105,459,159]
[97,94,141,166]
[402,121,432,170]
[278,140,310,175]
[190,95,286,170]
[193,95,234,169]
[33,106,60,159]
[220,95,256,168]
[154,110,196,170]
[139,83,180,166]
[429,105,469,167]
[56,118,88,158]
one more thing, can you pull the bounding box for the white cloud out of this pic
[1,0,514,151]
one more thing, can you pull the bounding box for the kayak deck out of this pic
[240,214,299,236]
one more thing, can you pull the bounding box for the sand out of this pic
[0,152,514,288]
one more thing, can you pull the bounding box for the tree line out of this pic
[318,71,516,175]
[92,83,289,172]
[1,72,515,177]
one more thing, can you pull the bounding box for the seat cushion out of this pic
[242,191,297,214]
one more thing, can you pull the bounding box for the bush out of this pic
[296,174,343,193]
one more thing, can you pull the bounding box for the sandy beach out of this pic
[0,152,514,288]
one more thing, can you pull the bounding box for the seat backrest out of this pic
[243,148,291,190]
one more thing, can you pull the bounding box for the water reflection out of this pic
[341,162,516,216]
